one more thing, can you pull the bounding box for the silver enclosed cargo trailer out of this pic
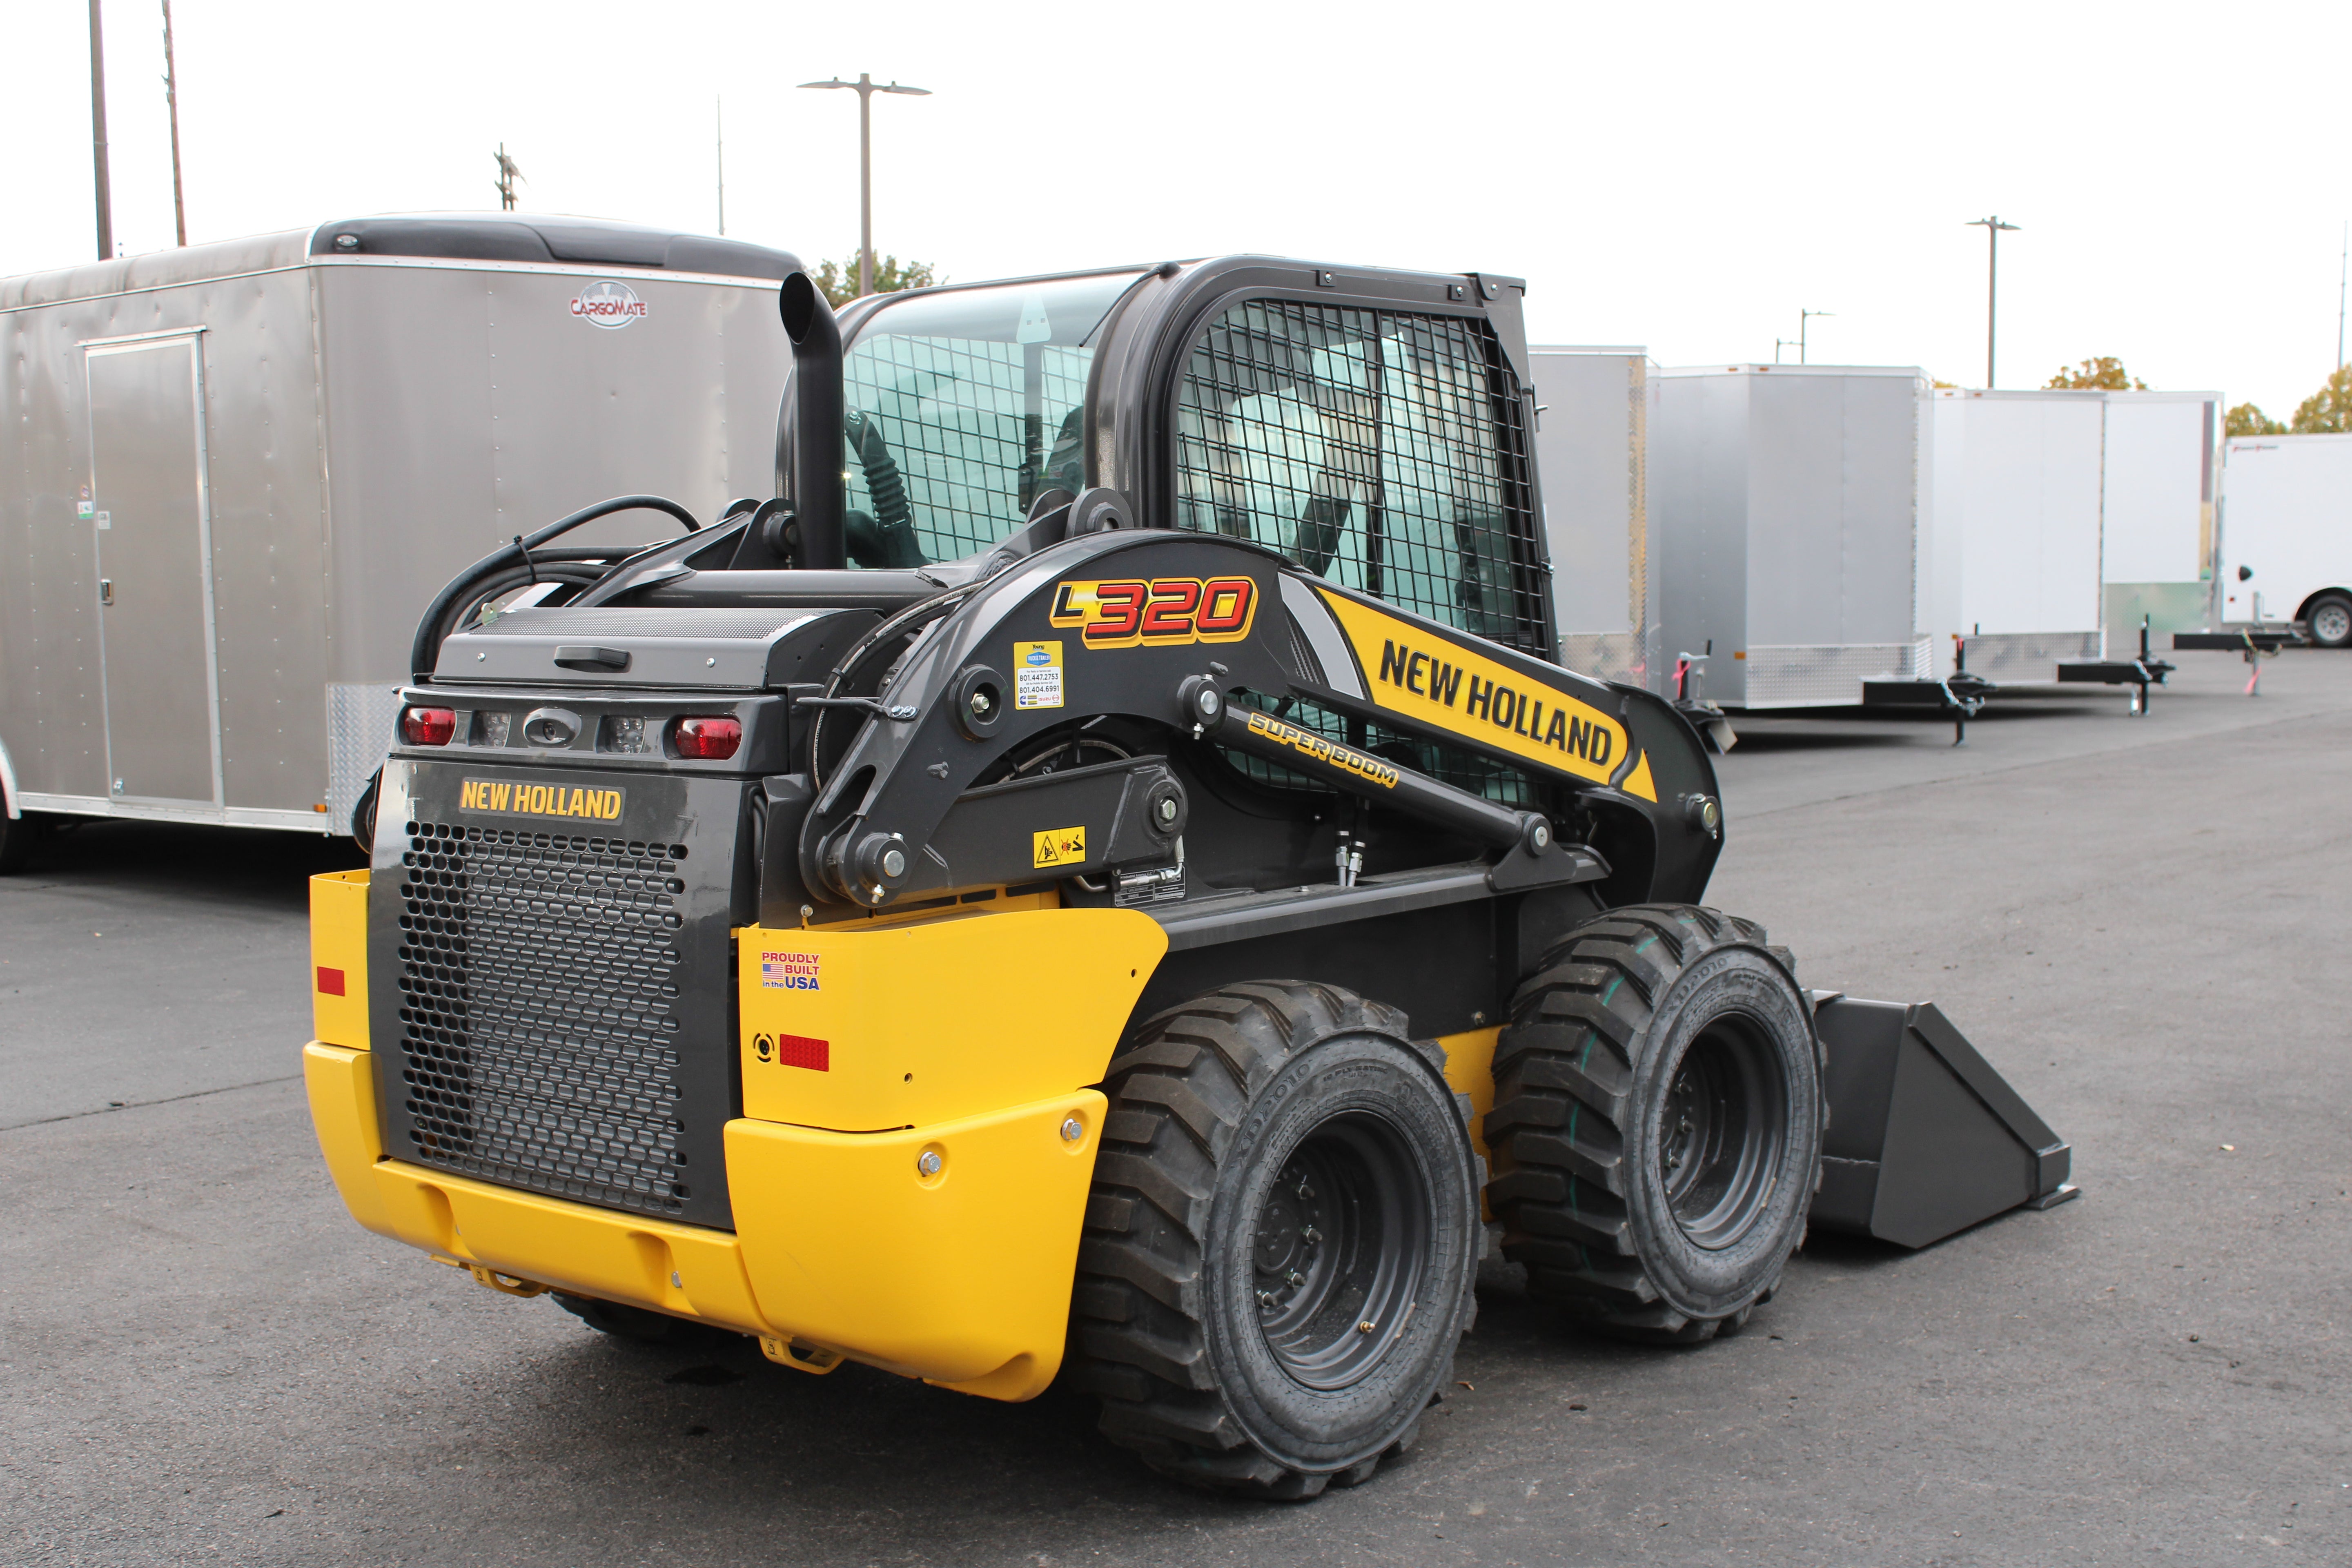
[1531,347,1659,690]
[1651,363,1931,709]
[0,216,797,849]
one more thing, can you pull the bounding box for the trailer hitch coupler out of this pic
[779,272,847,572]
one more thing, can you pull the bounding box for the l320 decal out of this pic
[1050,576,1258,648]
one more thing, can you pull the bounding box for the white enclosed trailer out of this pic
[2216,433,2352,646]
[1651,363,1929,708]
[2101,390,2221,639]
[0,215,796,848]
[1923,388,2107,681]
[1531,346,1657,688]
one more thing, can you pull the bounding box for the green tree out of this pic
[813,253,943,309]
[2226,402,2287,437]
[2289,364,2352,434]
[2045,356,2148,390]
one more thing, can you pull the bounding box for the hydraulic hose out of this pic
[408,495,700,682]
[807,581,981,792]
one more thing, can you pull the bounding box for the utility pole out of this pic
[89,0,115,260]
[1966,216,2020,387]
[715,97,725,236]
[161,0,187,246]
[494,144,523,212]
[1800,307,1834,365]
[798,74,931,297]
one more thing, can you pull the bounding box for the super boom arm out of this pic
[786,526,1722,915]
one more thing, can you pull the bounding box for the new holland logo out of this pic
[457,779,626,820]
[570,279,647,329]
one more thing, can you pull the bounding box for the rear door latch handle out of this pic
[99,579,114,606]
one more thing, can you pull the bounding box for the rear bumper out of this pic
[303,1040,1100,1400]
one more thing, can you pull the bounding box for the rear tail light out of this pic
[672,716,742,760]
[400,706,457,746]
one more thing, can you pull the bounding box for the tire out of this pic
[2307,593,2352,650]
[0,793,46,875]
[1485,904,1822,1344]
[1074,981,1482,1499]
[554,1293,706,1345]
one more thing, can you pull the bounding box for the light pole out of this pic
[1799,307,1833,365]
[89,0,114,260]
[1966,216,2020,387]
[799,74,931,298]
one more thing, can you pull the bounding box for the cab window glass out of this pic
[838,273,1140,566]
[1172,298,1542,651]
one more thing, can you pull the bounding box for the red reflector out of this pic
[316,966,346,997]
[673,715,743,760]
[775,1033,829,1072]
[400,706,457,746]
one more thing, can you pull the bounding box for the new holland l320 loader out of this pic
[302,257,2075,1497]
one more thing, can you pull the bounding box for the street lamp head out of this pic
[878,82,932,96]
[799,79,853,90]
[1967,215,2022,233]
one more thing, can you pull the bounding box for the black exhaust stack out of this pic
[779,272,846,571]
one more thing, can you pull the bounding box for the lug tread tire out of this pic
[1487,904,1822,1345]
[1074,980,1469,1498]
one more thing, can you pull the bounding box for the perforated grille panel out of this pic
[394,822,693,1217]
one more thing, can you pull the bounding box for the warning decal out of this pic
[1033,826,1086,869]
[1013,641,1065,710]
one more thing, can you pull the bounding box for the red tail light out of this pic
[400,706,457,746]
[672,716,742,760]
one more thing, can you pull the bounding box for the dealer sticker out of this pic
[760,950,821,991]
[1013,641,1065,710]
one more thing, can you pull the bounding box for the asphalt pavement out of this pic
[3,647,2347,1566]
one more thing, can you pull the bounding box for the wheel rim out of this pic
[1657,1014,1788,1251]
[2316,603,2351,645]
[1250,1113,1430,1390]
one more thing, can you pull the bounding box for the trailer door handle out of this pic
[99,579,113,606]
[553,644,630,671]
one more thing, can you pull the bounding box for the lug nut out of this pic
[916,1149,943,1178]
[1286,1270,1306,1288]
[1060,1116,1085,1143]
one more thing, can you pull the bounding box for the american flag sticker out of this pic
[761,950,820,991]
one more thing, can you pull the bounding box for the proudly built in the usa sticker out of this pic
[760,950,820,991]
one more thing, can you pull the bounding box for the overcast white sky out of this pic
[6,0,2347,417]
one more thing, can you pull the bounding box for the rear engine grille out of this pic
[395,821,692,1217]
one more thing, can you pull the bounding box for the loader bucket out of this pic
[1807,996,2076,1249]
